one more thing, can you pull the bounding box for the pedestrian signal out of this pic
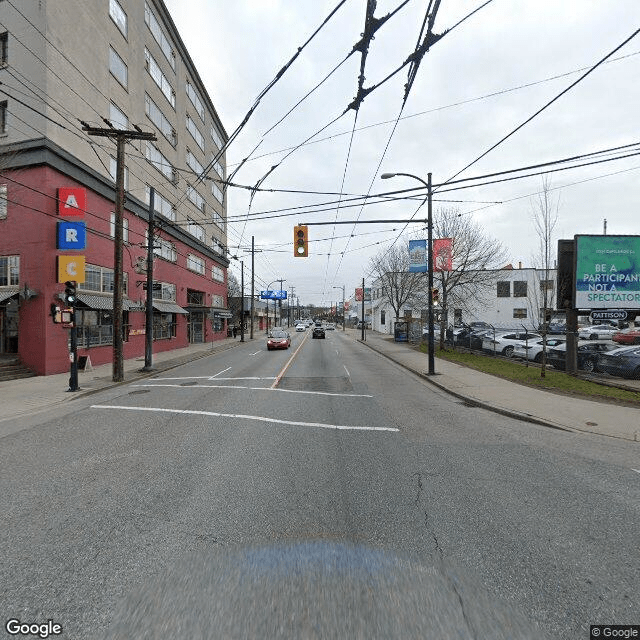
[294,225,308,257]
[64,280,77,306]
[431,288,439,304]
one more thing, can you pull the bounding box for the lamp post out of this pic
[381,172,435,375]
[333,285,345,331]
[264,279,286,334]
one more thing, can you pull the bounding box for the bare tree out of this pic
[368,244,425,323]
[529,175,560,376]
[226,271,242,326]
[430,208,509,345]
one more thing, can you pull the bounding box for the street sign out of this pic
[142,282,162,291]
[590,309,628,322]
[260,290,287,300]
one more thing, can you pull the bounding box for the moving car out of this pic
[612,327,640,345]
[546,340,616,373]
[513,337,566,363]
[596,346,640,379]
[267,329,291,350]
[295,323,306,332]
[312,326,326,339]
[325,323,335,330]
[577,324,618,340]
[481,331,540,357]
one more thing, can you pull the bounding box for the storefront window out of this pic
[76,309,129,347]
[153,312,176,339]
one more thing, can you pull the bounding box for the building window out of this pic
[0,32,8,66]
[0,100,7,135]
[513,281,527,297]
[153,312,176,340]
[187,289,204,305]
[187,254,205,275]
[145,186,175,221]
[513,308,528,319]
[109,102,128,130]
[186,148,204,176]
[212,237,225,255]
[187,184,206,213]
[381,310,386,325]
[540,279,554,292]
[497,281,510,297]
[77,309,129,347]
[144,93,176,145]
[145,141,176,183]
[79,264,128,295]
[212,265,224,283]
[0,184,6,219]
[148,233,177,262]
[109,157,129,190]
[210,125,223,150]
[109,213,129,243]
[145,48,175,108]
[210,156,224,178]
[156,282,176,301]
[109,46,127,88]
[187,219,205,243]
[144,2,176,70]
[0,255,19,285]
[109,0,127,37]
[186,79,205,121]
[186,114,205,151]
[212,183,223,205]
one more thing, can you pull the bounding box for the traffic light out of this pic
[294,225,308,257]
[431,288,439,304]
[64,280,77,306]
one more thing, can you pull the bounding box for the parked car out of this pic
[596,346,640,379]
[513,337,566,363]
[325,323,336,330]
[546,322,567,335]
[312,326,326,339]
[547,340,617,373]
[295,323,306,332]
[267,329,291,350]
[577,324,618,340]
[482,331,541,357]
[612,327,640,345]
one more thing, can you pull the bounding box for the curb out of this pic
[355,338,640,441]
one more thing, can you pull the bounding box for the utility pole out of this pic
[278,278,285,327]
[250,236,255,339]
[361,277,365,341]
[83,125,156,382]
[289,286,295,328]
[142,187,154,371]
[240,261,245,342]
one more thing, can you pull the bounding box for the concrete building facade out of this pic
[0,0,231,374]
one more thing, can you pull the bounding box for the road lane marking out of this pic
[210,367,232,378]
[90,405,398,432]
[633,469,640,474]
[344,365,350,377]
[148,376,274,381]
[131,383,372,397]
[271,331,309,389]
[249,351,262,356]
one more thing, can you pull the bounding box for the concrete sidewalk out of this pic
[354,329,640,442]
[0,336,246,424]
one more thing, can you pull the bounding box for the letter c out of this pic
[66,262,77,276]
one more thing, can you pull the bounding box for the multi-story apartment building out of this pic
[0,0,230,374]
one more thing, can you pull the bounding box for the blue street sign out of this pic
[57,221,87,250]
[260,290,287,300]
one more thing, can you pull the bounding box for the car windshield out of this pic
[269,331,287,338]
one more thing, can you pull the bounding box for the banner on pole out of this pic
[408,239,427,273]
[433,238,453,272]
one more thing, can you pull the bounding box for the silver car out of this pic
[577,324,618,340]
[513,337,566,363]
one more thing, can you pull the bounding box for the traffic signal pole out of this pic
[142,187,154,372]
[65,280,79,392]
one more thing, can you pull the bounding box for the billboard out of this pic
[575,235,640,310]
[260,290,287,300]
[408,240,427,273]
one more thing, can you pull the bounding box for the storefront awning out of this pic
[76,293,137,311]
[0,287,20,304]
[152,301,189,315]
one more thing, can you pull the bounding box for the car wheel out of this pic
[502,345,514,357]
[583,358,595,373]
[589,333,598,340]
[632,366,640,380]
[533,352,542,364]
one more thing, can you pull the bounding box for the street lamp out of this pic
[264,279,286,334]
[380,171,435,375]
[333,285,345,331]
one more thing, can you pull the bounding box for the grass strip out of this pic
[419,344,640,405]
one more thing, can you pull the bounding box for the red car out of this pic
[612,328,640,345]
[267,330,291,350]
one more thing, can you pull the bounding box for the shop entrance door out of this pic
[188,311,204,343]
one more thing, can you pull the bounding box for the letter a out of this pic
[65,194,79,209]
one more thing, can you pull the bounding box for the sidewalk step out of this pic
[0,360,37,381]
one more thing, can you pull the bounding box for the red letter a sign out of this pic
[58,187,86,217]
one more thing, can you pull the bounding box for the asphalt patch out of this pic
[278,376,354,393]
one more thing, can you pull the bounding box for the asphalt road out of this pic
[1,328,638,639]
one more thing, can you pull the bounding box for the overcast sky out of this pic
[164,0,640,306]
